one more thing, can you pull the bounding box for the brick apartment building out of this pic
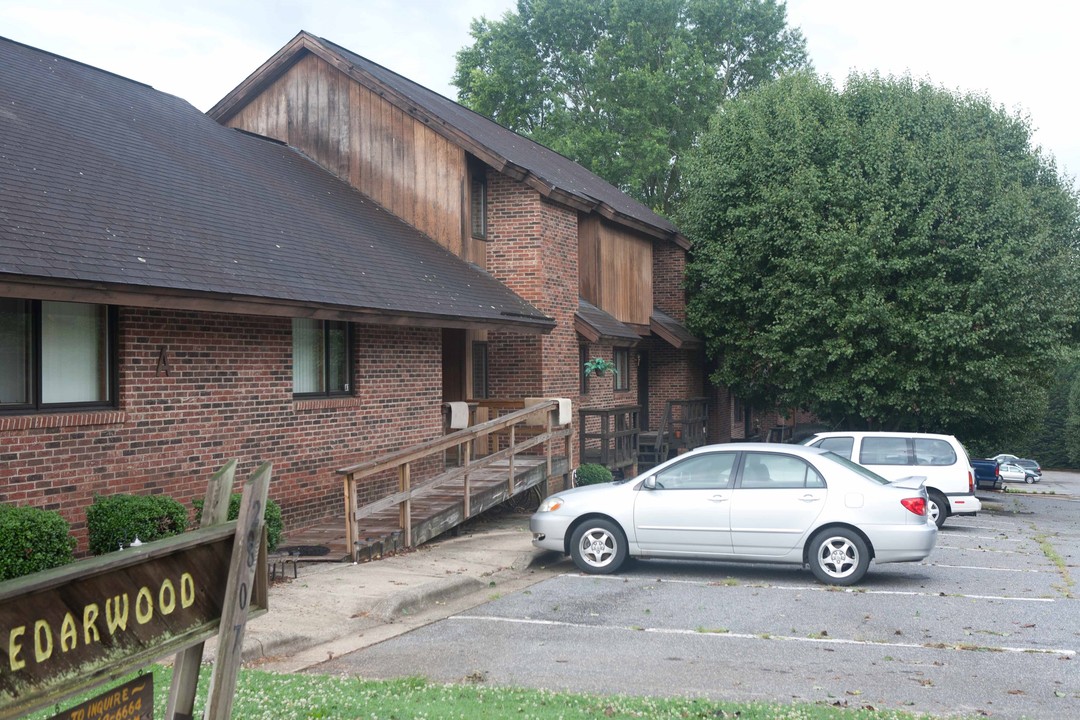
[0,32,717,551]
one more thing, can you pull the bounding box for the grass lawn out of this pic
[25,665,959,720]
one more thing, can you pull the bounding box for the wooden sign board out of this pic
[0,462,270,720]
[48,674,153,720]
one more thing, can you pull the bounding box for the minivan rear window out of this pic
[859,437,909,465]
[913,438,956,466]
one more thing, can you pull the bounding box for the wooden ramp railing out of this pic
[337,399,572,563]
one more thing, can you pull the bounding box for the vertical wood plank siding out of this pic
[578,216,653,326]
[225,54,469,261]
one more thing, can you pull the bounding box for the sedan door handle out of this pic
[709,495,729,503]
[799,495,822,503]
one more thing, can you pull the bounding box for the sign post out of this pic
[201,462,270,719]
[166,459,237,720]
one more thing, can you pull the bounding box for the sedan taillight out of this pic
[901,497,927,516]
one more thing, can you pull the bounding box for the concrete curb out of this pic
[371,575,485,620]
[370,548,560,620]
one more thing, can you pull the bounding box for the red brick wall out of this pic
[484,172,580,483]
[578,343,637,409]
[577,342,638,463]
[708,384,735,443]
[641,339,705,432]
[653,242,688,322]
[0,307,442,551]
[486,173,545,399]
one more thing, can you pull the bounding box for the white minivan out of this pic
[801,432,980,528]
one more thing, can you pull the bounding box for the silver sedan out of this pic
[999,462,1040,484]
[531,443,937,585]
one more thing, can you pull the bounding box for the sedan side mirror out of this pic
[643,476,657,490]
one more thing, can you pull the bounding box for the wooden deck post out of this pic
[565,429,574,488]
[545,409,553,478]
[344,472,357,563]
[463,441,472,518]
[507,424,516,497]
[400,462,412,547]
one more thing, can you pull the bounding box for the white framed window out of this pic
[0,299,116,411]
[292,319,352,396]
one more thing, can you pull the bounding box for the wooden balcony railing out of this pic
[337,399,572,562]
[579,405,640,473]
[639,398,709,470]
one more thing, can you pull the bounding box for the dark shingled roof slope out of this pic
[0,37,553,331]
[235,33,682,245]
[651,308,701,350]
[576,299,641,346]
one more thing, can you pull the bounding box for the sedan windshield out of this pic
[821,451,890,485]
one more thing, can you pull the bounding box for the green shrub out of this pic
[0,505,76,581]
[575,463,613,486]
[86,494,188,555]
[193,494,283,552]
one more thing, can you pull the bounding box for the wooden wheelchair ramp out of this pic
[280,399,572,564]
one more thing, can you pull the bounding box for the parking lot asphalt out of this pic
[306,472,1079,720]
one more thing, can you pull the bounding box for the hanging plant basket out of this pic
[583,357,618,378]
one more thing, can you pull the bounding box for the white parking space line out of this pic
[451,615,1075,656]
[558,573,1055,602]
[927,562,1043,573]
[765,585,1055,603]
[935,544,1029,554]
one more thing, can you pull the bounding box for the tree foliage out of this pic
[453,0,808,214]
[681,72,1080,447]
[1026,359,1079,467]
[1065,363,1080,466]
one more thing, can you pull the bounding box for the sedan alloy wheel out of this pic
[569,519,627,574]
[809,528,870,585]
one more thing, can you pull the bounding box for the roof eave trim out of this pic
[574,315,639,349]
[574,314,602,343]
[0,276,555,335]
[208,31,321,122]
[649,316,701,350]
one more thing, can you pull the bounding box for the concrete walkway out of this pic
[204,511,564,673]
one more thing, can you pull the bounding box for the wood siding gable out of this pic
[219,51,484,265]
[210,32,689,251]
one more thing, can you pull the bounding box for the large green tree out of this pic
[680,72,1080,446]
[453,0,808,214]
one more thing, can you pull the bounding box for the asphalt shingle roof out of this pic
[0,37,553,331]
[651,307,701,350]
[576,299,641,346]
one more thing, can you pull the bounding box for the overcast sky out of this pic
[1,0,1076,181]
